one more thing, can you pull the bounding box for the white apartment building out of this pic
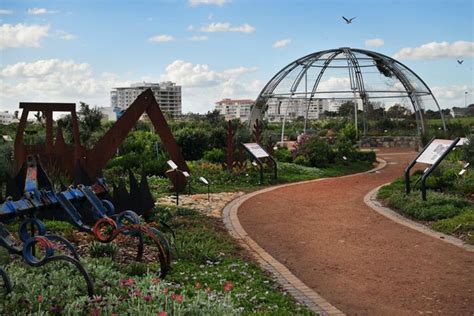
[0,111,17,125]
[265,98,342,122]
[111,82,182,117]
[215,99,254,122]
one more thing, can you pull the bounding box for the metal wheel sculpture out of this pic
[249,47,446,135]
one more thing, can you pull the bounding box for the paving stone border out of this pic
[222,158,387,315]
[364,185,474,253]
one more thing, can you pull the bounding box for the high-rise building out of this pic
[111,82,182,117]
[215,99,254,122]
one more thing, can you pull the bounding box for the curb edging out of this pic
[364,185,474,253]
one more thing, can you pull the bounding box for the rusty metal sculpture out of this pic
[14,89,188,181]
[3,155,172,278]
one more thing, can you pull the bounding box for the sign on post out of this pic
[242,143,277,184]
[404,138,460,200]
[416,139,456,165]
[242,143,270,159]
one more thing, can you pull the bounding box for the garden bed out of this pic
[377,178,474,245]
[0,206,314,315]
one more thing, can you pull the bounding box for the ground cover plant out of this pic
[377,144,474,244]
[0,206,314,315]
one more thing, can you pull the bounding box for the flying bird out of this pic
[457,60,464,65]
[342,16,356,24]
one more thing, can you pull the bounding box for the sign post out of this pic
[404,138,460,200]
[242,143,277,185]
[167,160,179,205]
[199,176,210,201]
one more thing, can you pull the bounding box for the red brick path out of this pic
[238,150,474,315]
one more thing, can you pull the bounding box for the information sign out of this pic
[242,143,269,159]
[167,160,178,170]
[416,139,457,165]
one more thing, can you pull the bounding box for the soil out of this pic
[238,149,474,316]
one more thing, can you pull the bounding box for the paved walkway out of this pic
[237,150,474,315]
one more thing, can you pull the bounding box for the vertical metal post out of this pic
[30,221,36,256]
[404,137,435,194]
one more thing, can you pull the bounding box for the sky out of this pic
[0,0,473,114]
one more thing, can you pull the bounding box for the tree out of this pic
[387,104,411,119]
[338,101,355,117]
[205,109,224,125]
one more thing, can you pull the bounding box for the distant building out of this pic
[215,99,254,122]
[452,106,474,118]
[265,98,342,122]
[0,111,17,125]
[111,82,182,117]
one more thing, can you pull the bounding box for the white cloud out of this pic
[148,34,175,43]
[393,41,474,60]
[160,60,260,112]
[0,58,260,113]
[365,38,384,47]
[0,23,49,49]
[188,35,208,41]
[0,59,130,110]
[187,25,194,31]
[317,77,351,91]
[27,8,58,15]
[57,30,77,41]
[189,0,230,7]
[431,84,474,107]
[273,38,291,48]
[0,9,13,15]
[200,22,255,33]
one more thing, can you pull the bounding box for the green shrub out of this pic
[339,122,357,143]
[273,148,293,163]
[203,148,225,163]
[298,136,334,167]
[293,155,310,167]
[175,127,210,160]
[354,150,376,163]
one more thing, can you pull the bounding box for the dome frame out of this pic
[249,47,446,135]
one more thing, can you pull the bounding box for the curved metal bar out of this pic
[310,51,342,97]
[90,219,170,276]
[18,218,46,242]
[37,255,94,297]
[44,234,80,260]
[249,49,334,128]
[0,266,12,295]
[22,236,55,265]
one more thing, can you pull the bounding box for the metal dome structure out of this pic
[249,47,446,135]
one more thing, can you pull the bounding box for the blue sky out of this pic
[1,0,473,113]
